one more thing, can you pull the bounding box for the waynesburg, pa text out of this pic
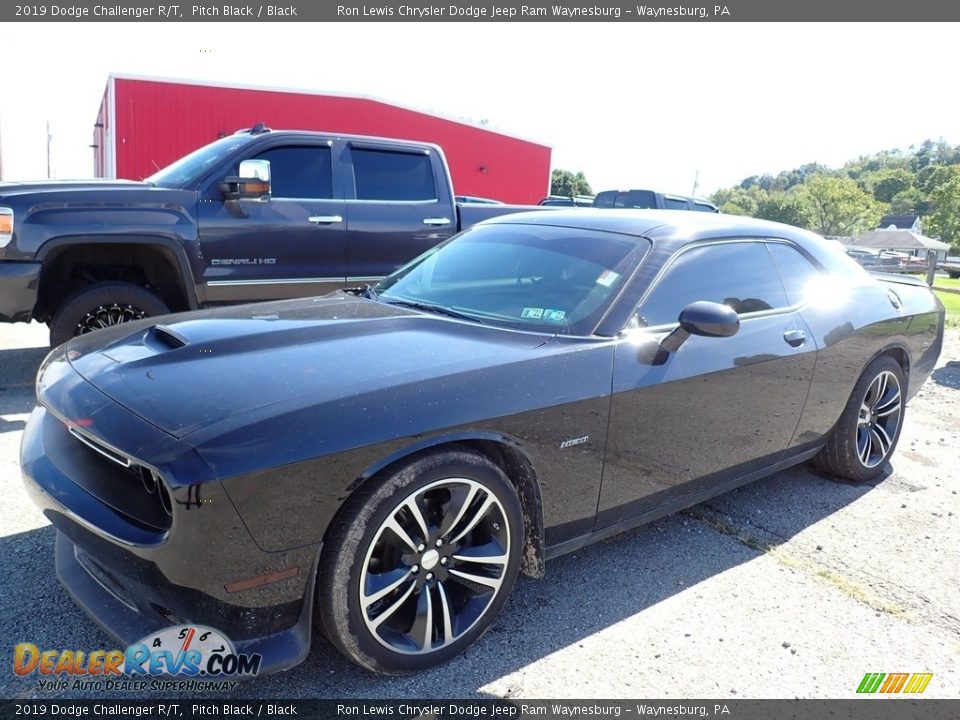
[336,4,730,18]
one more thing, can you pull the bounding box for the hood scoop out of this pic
[148,325,189,349]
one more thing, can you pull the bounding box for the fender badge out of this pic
[560,435,590,449]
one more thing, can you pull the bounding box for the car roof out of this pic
[481,208,820,249]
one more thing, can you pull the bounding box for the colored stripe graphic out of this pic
[880,673,909,693]
[903,673,933,694]
[857,673,885,693]
[857,672,932,694]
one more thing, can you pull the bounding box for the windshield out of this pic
[146,135,254,186]
[374,223,645,335]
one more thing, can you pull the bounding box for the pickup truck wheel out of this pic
[813,355,905,482]
[315,449,523,675]
[49,282,169,347]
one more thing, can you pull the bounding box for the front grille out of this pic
[64,425,173,532]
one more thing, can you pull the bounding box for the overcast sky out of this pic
[3,23,958,196]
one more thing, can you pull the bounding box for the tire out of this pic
[814,355,906,482]
[49,282,169,347]
[948,271,960,279]
[315,449,524,675]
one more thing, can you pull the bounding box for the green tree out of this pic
[863,168,914,203]
[799,175,885,236]
[925,174,960,244]
[755,191,808,227]
[889,187,929,215]
[711,187,759,216]
[550,169,592,197]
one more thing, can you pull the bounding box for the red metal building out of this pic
[93,74,552,204]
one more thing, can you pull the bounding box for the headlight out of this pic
[0,207,12,247]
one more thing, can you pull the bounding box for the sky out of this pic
[2,22,958,197]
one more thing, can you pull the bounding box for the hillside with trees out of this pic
[710,139,960,249]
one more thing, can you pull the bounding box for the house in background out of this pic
[849,228,949,262]
[878,214,923,234]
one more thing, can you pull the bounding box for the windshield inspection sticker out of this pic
[522,308,566,322]
[596,270,620,287]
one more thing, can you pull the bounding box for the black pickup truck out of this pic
[0,126,532,346]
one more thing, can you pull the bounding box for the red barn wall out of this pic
[107,77,551,205]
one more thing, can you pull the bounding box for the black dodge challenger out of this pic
[21,211,944,676]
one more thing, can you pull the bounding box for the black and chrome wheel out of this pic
[49,282,169,347]
[315,449,523,674]
[815,355,906,481]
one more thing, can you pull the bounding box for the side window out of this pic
[352,149,436,201]
[767,242,822,305]
[663,196,690,210]
[693,202,718,213]
[624,190,657,208]
[638,242,788,327]
[593,191,616,208]
[254,146,333,199]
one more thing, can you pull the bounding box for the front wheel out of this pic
[49,282,169,347]
[315,449,523,675]
[814,355,906,481]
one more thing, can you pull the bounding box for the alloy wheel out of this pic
[855,369,902,468]
[359,477,511,655]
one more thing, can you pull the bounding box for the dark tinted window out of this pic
[663,196,690,210]
[693,202,718,213]
[352,149,436,201]
[592,191,617,208]
[624,190,658,208]
[255,146,333,199]
[638,242,788,327]
[768,242,822,305]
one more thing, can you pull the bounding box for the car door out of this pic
[596,239,818,528]
[343,142,456,284]
[198,141,347,303]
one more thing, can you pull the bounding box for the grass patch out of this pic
[934,290,960,328]
[933,275,960,291]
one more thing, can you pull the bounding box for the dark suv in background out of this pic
[593,189,718,212]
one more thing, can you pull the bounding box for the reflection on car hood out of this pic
[65,294,543,439]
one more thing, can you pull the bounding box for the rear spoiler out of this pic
[868,271,929,287]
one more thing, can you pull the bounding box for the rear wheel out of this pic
[49,282,169,347]
[315,449,523,675]
[814,355,905,481]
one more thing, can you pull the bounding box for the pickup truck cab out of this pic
[0,126,531,345]
[593,189,719,213]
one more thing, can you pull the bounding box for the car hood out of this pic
[65,294,546,439]
[0,179,151,200]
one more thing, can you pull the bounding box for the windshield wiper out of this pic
[382,299,484,324]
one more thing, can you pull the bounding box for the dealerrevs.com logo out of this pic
[856,672,933,694]
[13,625,261,691]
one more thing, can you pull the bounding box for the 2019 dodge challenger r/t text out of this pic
[21,210,944,676]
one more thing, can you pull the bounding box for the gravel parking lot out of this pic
[0,322,957,700]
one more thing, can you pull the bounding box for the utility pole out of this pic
[46,121,52,179]
[691,169,700,197]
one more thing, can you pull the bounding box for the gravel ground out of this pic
[0,321,957,700]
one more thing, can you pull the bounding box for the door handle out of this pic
[783,329,806,347]
[308,215,343,224]
[422,217,452,226]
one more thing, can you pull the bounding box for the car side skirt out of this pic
[543,445,822,561]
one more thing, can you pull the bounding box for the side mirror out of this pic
[660,301,740,353]
[219,159,271,202]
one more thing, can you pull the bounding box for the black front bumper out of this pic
[0,260,41,323]
[20,357,323,678]
[53,531,320,679]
